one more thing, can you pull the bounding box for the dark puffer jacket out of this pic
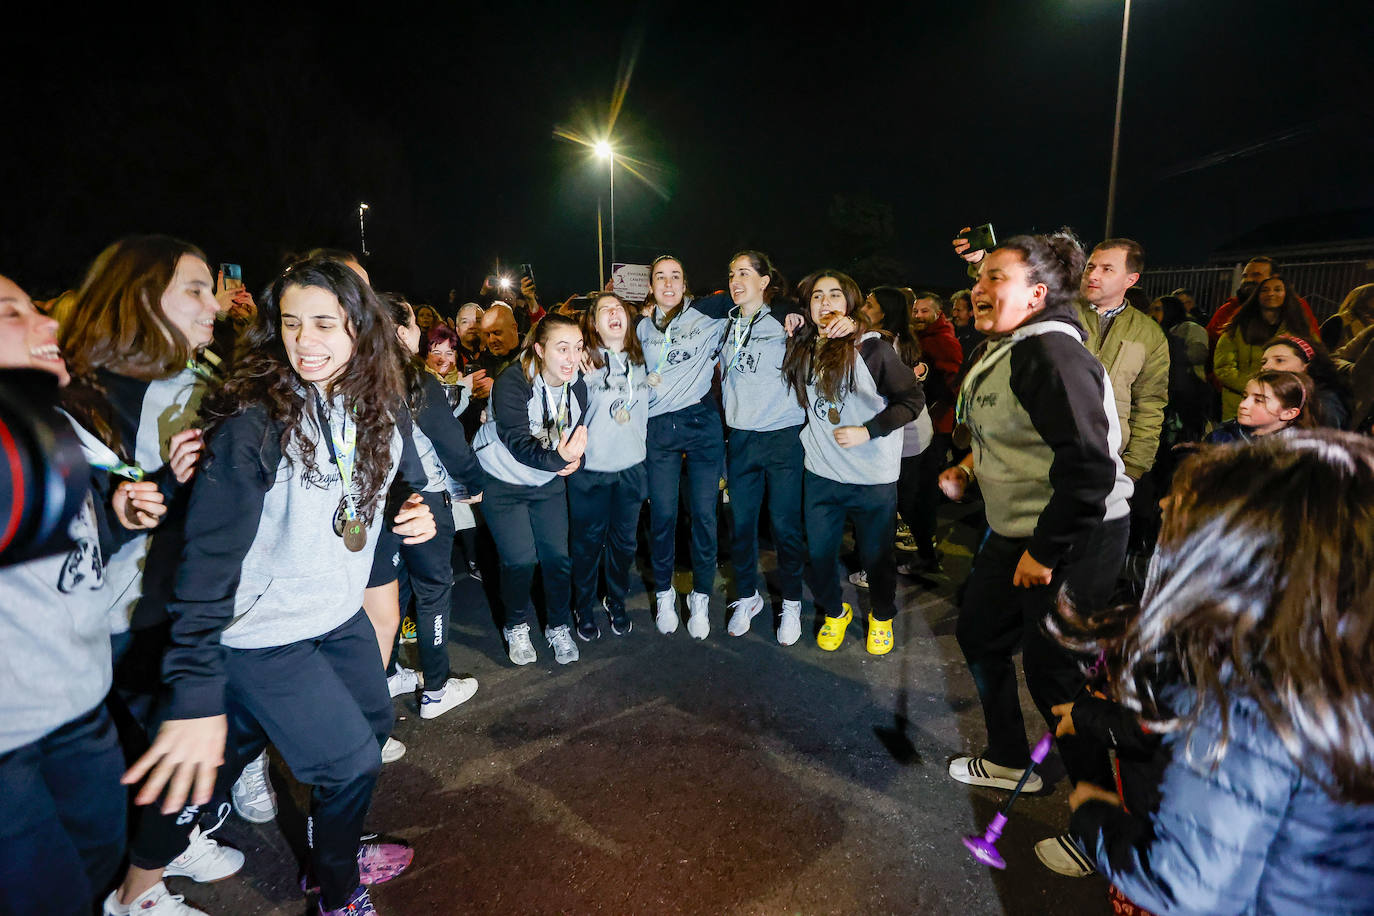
[1070,692,1374,915]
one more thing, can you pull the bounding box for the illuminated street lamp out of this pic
[358,201,371,257]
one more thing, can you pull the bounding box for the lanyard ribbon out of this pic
[58,409,145,481]
[724,306,762,371]
[314,392,360,522]
[542,378,570,442]
[608,349,636,409]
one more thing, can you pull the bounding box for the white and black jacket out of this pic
[472,363,589,487]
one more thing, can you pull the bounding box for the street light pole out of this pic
[1104,0,1131,239]
[358,202,371,257]
[609,157,616,269]
[597,200,605,291]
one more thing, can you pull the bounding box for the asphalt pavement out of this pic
[179,502,1110,915]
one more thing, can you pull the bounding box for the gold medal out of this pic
[343,519,367,552]
[614,407,631,424]
[647,371,662,387]
[828,407,841,424]
[952,423,972,450]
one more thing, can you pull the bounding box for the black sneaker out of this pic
[466,561,482,582]
[605,597,632,636]
[898,551,944,576]
[574,610,600,641]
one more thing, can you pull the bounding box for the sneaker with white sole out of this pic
[848,570,869,588]
[164,804,244,882]
[727,592,764,637]
[387,666,420,698]
[777,599,801,646]
[546,625,580,664]
[504,623,537,665]
[655,589,679,634]
[1035,833,1096,877]
[686,592,710,640]
[103,881,207,915]
[948,756,1043,793]
[419,676,479,719]
[605,597,632,636]
[231,750,277,824]
[381,736,406,764]
[399,617,417,644]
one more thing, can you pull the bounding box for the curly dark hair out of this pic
[782,270,868,406]
[199,257,403,523]
[1229,274,1308,346]
[1055,430,1374,803]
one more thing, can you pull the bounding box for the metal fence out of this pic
[1140,258,1374,324]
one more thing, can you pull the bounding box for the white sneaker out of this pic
[848,570,869,588]
[655,589,679,635]
[948,756,1043,793]
[778,599,802,646]
[164,804,244,882]
[1035,834,1096,877]
[103,881,207,915]
[686,592,710,640]
[727,592,764,637]
[231,750,277,824]
[504,623,538,666]
[419,676,479,719]
[387,666,421,698]
[381,736,406,763]
[546,625,580,664]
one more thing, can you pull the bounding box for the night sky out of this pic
[5,1,1371,304]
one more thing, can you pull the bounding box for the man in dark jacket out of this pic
[903,293,963,571]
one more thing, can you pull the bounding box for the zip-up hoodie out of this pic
[410,372,482,495]
[473,362,589,486]
[959,305,1133,568]
[638,292,732,417]
[0,409,120,753]
[93,366,208,635]
[800,332,925,485]
[721,301,806,432]
[160,395,423,721]
[582,348,650,473]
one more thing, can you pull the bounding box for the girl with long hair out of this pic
[1214,275,1310,421]
[1259,333,1351,428]
[719,251,809,645]
[375,296,483,720]
[1204,370,1315,444]
[123,257,435,916]
[1057,430,1374,914]
[57,236,246,916]
[0,272,165,916]
[472,313,589,666]
[782,271,924,656]
[636,256,732,638]
[568,293,650,638]
[937,231,1133,835]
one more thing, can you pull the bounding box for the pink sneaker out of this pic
[302,840,414,894]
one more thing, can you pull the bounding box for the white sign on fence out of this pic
[612,263,651,303]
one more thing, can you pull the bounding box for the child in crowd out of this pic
[1204,370,1314,444]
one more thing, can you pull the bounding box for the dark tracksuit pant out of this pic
[898,432,949,558]
[646,400,724,595]
[568,462,647,617]
[391,489,457,687]
[955,514,1129,784]
[727,426,805,602]
[210,609,392,911]
[482,473,572,632]
[0,706,126,916]
[803,470,899,622]
[109,623,203,872]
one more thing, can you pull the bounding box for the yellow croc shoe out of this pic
[817,603,853,651]
[866,614,893,656]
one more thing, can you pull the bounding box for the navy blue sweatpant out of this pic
[0,706,126,916]
[213,609,392,910]
[803,470,899,621]
[646,401,724,595]
[726,425,805,602]
[394,489,457,686]
[482,473,573,632]
[568,462,647,618]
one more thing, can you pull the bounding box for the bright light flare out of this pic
[594,141,614,160]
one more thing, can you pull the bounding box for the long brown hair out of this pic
[1055,430,1374,803]
[519,312,583,380]
[60,235,209,381]
[580,293,645,370]
[1228,274,1308,346]
[782,270,867,405]
[198,257,403,524]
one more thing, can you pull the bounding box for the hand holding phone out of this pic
[952,225,996,264]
